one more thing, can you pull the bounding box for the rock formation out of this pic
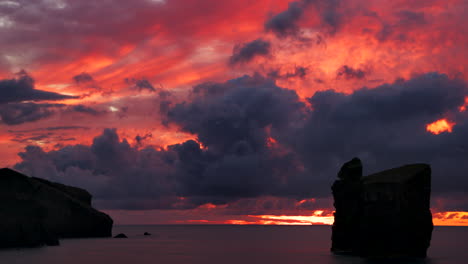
[331,158,433,258]
[114,233,128,238]
[0,168,113,248]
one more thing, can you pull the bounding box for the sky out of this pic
[0,0,467,226]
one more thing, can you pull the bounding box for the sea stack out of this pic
[331,158,433,258]
[0,168,113,248]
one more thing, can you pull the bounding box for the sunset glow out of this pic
[426,119,456,135]
[433,212,468,226]
[0,0,467,226]
[110,209,468,226]
[249,211,335,225]
[460,97,468,112]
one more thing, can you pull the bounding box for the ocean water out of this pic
[0,225,467,264]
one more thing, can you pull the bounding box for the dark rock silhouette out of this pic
[114,233,128,238]
[144,232,151,236]
[0,168,113,248]
[331,158,433,258]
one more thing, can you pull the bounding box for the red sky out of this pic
[0,0,467,225]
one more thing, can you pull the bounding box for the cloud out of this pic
[0,71,78,103]
[264,1,304,38]
[292,72,468,197]
[376,10,428,42]
[336,65,366,80]
[264,0,343,38]
[14,76,310,209]
[268,66,308,80]
[0,102,63,125]
[73,72,94,84]
[0,102,107,125]
[12,73,468,212]
[68,104,106,116]
[135,133,153,147]
[125,78,157,92]
[229,39,272,65]
[167,74,304,153]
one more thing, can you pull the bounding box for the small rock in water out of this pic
[114,233,128,238]
[144,232,151,236]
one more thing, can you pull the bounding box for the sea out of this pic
[0,225,467,264]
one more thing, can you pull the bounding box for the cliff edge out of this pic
[0,168,113,248]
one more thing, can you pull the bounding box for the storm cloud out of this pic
[265,1,304,37]
[13,73,468,211]
[264,0,344,38]
[336,65,366,80]
[229,39,271,65]
[125,78,157,92]
[73,72,94,84]
[0,71,77,104]
[0,103,63,125]
[292,73,468,197]
[14,75,309,209]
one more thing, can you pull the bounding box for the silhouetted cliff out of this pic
[0,168,113,248]
[331,158,433,258]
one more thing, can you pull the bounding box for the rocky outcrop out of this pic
[331,158,433,258]
[114,233,128,238]
[0,168,113,248]
[331,158,363,255]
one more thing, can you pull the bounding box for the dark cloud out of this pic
[336,65,366,80]
[14,128,180,209]
[264,0,343,38]
[165,75,309,201]
[135,133,153,147]
[0,102,63,125]
[73,72,94,84]
[73,72,102,92]
[229,39,271,65]
[125,78,157,92]
[265,1,304,37]
[268,66,308,79]
[0,101,106,125]
[15,76,309,209]
[167,74,304,153]
[396,11,426,26]
[0,71,78,104]
[68,104,106,116]
[13,73,468,211]
[292,73,468,198]
[375,10,428,42]
[317,0,343,34]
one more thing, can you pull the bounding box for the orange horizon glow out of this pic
[433,211,468,226]
[175,210,468,226]
[426,119,456,135]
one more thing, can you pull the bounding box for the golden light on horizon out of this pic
[433,211,468,226]
[249,211,335,225]
[178,210,468,226]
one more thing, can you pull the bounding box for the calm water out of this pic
[0,226,467,264]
